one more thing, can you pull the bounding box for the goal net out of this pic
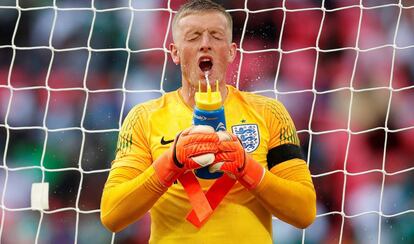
[0,0,413,243]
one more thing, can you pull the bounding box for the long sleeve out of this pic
[250,158,316,229]
[100,165,167,232]
[100,103,167,232]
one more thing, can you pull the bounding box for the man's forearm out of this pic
[250,160,316,229]
[100,166,167,232]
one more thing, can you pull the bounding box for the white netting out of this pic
[0,0,413,243]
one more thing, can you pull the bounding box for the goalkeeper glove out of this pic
[153,125,219,187]
[210,132,265,190]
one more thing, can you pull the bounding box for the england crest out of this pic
[231,124,260,153]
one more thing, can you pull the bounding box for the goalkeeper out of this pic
[100,0,316,243]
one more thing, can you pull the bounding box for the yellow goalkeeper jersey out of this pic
[110,85,305,243]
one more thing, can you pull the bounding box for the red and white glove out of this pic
[210,132,265,190]
[153,125,219,187]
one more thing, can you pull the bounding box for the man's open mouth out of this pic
[199,57,213,73]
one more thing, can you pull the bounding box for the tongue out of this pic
[199,61,212,72]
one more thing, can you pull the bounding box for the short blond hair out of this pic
[172,0,233,41]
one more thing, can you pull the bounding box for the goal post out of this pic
[0,0,413,243]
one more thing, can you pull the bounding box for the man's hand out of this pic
[153,125,219,187]
[210,132,265,189]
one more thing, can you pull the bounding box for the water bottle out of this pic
[193,80,226,179]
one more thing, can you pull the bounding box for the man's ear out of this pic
[228,42,237,63]
[170,43,180,64]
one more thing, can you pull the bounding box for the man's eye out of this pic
[187,34,200,41]
[213,35,222,40]
[211,32,223,40]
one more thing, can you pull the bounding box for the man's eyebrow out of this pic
[210,29,225,34]
[185,29,199,34]
[210,26,225,31]
[183,27,201,35]
[183,31,200,39]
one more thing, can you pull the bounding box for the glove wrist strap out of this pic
[238,155,265,190]
[153,151,182,187]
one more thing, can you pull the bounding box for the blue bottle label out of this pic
[193,107,226,179]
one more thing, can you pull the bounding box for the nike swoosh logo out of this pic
[160,136,174,145]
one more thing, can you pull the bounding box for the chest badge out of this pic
[231,124,260,153]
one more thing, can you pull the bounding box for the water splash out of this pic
[204,71,211,91]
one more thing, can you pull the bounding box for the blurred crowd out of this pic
[0,0,413,243]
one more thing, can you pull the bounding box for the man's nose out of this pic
[199,33,212,52]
